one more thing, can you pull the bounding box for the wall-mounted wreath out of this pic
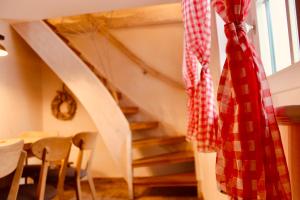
[51,84,77,121]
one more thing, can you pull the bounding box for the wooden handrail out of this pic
[97,26,185,90]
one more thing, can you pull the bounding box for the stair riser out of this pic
[133,158,194,168]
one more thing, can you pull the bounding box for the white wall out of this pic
[0,22,43,138]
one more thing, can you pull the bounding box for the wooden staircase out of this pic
[45,21,197,198]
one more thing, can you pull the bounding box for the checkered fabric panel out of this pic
[212,0,292,199]
[183,0,218,152]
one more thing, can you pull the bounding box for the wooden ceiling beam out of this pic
[93,3,182,29]
[47,3,182,30]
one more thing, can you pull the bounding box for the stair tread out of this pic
[130,121,158,131]
[134,172,197,187]
[133,136,186,148]
[121,106,139,115]
[133,151,194,167]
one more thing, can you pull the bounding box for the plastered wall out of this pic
[0,22,42,138]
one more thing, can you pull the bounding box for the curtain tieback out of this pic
[224,22,246,40]
[224,22,251,59]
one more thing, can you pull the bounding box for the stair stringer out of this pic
[12,21,133,199]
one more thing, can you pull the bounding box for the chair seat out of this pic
[65,167,87,179]
[18,184,57,200]
[22,164,40,180]
[23,164,87,183]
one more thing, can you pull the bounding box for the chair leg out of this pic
[75,177,82,200]
[87,173,97,200]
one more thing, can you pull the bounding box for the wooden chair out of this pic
[45,132,98,200]
[19,131,59,183]
[18,137,72,200]
[0,139,27,200]
[69,132,97,200]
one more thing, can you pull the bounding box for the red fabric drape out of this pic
[183,0,218,152]
[212,0,292,199]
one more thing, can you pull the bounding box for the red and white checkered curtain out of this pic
[212,0,292,199]
[183,0,218,152]
[183,0,292,199]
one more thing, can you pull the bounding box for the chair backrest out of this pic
[0,139,24,178]
[31,137,72,200]
[0,139,26,200]
[72,132,97,150]
[72,132,97,174]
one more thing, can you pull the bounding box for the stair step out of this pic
[121,106,139,115]
[108,89,122,100]
[130,121,158,131]
[133,172,197,187]
[133,136,186,148]
[133,151,194,168]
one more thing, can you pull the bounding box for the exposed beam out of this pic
[97,26,184,90]
[47,3,182,31]
[94,3,182,29]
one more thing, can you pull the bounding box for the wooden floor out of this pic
[62,178,198,200]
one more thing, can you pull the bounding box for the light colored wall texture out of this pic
[0,22,43,138]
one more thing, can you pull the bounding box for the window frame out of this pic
[250,0,300,76]
[296,0,300,42]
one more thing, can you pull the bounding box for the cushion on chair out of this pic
[17,184,57,200]
[23,164,87,186]
[48,166,87,181]
[65,167,87,179]
[0,188,9,200]
[22,164,41,181]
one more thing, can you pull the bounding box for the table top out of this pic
[0,138,23,147]
[0,135,47,151]
[0,131,59,147]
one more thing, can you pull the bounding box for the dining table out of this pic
[0,132,59,158]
